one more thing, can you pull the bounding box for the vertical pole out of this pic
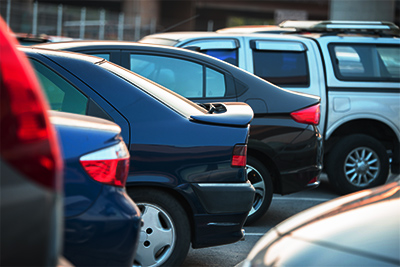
[118,12,124,41]
[32,1,38,35]
[57,4,63,36]
[6,0,11,28]
[99,9,105,40]
[80,7,86,39]
[134,15,141,41]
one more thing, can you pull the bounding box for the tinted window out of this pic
[90,53,110,61]
[329,44,400,82]
[30,59,88,114]
[253,50,309,87]
[203,49,238,66]
[130,54,229,98]
[206,67,226,97]
[99,61,207,117]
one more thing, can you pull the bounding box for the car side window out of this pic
[329,44,400,82]
[182,39,239,66]
[130,54,229,98]
[252,50,309,87]
[90,53,110,61]
[203,49,238,66]
[30,59,88,115]
[206,67,226,97]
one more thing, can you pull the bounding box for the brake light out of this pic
[308,177,318,184]
[232,144,247,167]
[80,142,130,187]
[290,104,320,125]
[0,17,63,191]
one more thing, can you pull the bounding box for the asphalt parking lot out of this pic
[182,172,400,267]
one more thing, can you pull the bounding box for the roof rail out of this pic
[279,20,400,36]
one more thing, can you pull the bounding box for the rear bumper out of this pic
[63,187,141,266]
[191,212,248,248]
[279,165,322,195]
[275,126,323,195]
[191,181,255,213]
[189,181,255,248]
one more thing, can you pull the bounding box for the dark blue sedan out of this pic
[23,47,255,266]
[50,111,141,266]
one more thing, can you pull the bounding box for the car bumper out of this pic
[63,187,141,267]
[279,165,322,194]
[276,126,323,195]
[189,181,255,248]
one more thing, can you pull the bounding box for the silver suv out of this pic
[140,21,400,194]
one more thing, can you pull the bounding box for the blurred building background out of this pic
[1,0,399,41]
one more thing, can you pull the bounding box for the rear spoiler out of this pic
[190,102,253,127]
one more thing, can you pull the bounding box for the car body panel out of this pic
[241,180,400,266]
[34,41,323,196]
[22,47,255,250]
[50,111,141,266]
[139,29,400,191]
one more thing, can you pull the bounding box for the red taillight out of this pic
[80,142,130,187]
[0,17,63,191]
[232,144,247,167]
[308,177,318,184]
[290,104,320,125]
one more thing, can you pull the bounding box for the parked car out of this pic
[139,20,400,195]
[0,17,64,266]
[33,40,323,225]
[51,111,142,266]
[238,177,400,267]
[21,46,256,266]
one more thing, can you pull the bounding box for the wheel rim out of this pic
[246,164,265,217]
[344,146,380,187]
[133,203,176,267]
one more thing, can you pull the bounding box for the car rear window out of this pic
[30,59,88,115]
[252,50,309,87]
[98,61,208,117]
[328,43,400,82]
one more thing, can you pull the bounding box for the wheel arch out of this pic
[325,118,400,174]
[325,118,399,155]
[126,185,196,244]
[247,147,280,192]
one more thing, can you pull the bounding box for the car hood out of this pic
[246,180,400,266]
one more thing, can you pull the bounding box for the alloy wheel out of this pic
[134,203,176,267]
[344,146,380,187]
[246,164,265,217]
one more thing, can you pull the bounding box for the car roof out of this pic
[20,45,104,64]
[33,39,237,61]
[216,25,296,34]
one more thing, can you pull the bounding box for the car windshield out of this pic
[97,61,208,117]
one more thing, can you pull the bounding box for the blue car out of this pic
[23,47,255,266]
[50,111,141,266]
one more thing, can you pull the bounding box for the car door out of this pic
[122,50,238,104]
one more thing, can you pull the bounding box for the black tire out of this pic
[326,134,389,195]
[127,188,190,267]
[245,156,273,225]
